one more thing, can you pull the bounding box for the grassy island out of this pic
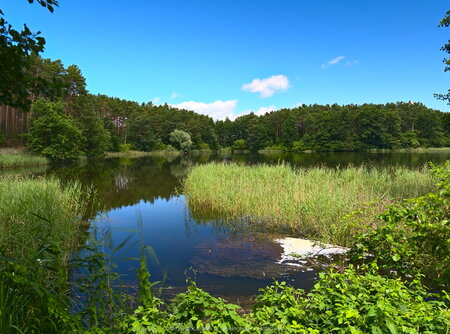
[184,163,436,245]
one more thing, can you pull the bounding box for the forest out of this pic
[1,53,449,160]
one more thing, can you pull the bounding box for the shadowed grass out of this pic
[0,148,48,168]
[105,150,181,158]
[183,163,436,246]
[367,147,450,153]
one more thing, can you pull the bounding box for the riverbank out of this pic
[258,146,450,154]
[0,147,48,168]
[105,150,181,158]
[184,163,436,246]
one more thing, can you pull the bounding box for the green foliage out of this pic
[127,111,158,151]
[349,162,450,291]
[232,139,247,151]
[435,9,450,104]
[170,129,193,152]
[0,176,86,333]
[252,281,311,333]
[72,96,111,157]
[197,142,210,150]
[0,254,81,334]
[119,143,132,152]
[27,99,83,160]
[300,267,449,333]
[0,1,61,109]
[169,281,248,333]
[121,267,449,334]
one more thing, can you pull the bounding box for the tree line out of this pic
[1,1,449,160]
[0,54,449,159]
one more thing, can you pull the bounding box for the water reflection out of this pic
[2,151,449,298]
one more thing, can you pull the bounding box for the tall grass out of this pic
[0,148,48,168]
[0,177,87,261]
[0,177,89,333]
[183,163,436,246]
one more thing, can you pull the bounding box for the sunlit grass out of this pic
[0,147,48,168]
[183,163,436,246]
[0,176,88,262]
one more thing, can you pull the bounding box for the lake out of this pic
[6,151,450,302]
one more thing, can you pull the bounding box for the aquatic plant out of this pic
[183,163,436,246]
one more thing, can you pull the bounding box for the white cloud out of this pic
[241,74,290,98]
[243,105,277,116]
[345,60,359,66]
[170,92,180,99]
[171,100,238,120]
[321,56,345,69]
[151,96,161,104]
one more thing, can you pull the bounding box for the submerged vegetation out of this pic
[184,163,436,245]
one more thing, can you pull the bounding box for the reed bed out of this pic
[0,176,87,262]
[105,150,181,158]
[183,163,436,246]
[0,147,48,167]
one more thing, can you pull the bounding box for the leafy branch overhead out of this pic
[435,9,450,104]
[27,0,59,13]
[0,0,59,109]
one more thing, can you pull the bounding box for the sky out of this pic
[2,0,449,119]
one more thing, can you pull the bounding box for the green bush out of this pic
[27,99,83,161]
[232,139,247,151]
[349,162,450,291]
[119,143,132,152]
[197,142,210,150]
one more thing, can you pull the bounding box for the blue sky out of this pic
[2,0,449,119]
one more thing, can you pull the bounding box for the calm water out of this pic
[7,151,450,300]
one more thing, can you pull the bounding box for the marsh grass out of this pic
[183,163,436,246]
[0,177,89,332]
[0,176,88,262]
[0,147,48,168]
[105,150,181,159]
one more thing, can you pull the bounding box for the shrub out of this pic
[27,99,83,161]
[119,143,132,152]
[349,162,450,291]
[170,129,192,152]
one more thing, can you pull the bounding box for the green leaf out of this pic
[386,319,398,334]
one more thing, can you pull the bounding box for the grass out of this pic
[105,150,181,158]
[0,176,88,262]
[367,147,450,153]
[183,163,436,246]
[0,147,48,168]
[0,177,89,333]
